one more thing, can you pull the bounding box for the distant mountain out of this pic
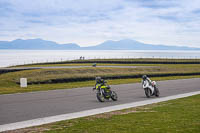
[0,41,10,49]
[0,39,80,50]
[0,38,199,50]
[83,39,200,50]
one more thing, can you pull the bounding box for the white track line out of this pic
[1,91,200,132]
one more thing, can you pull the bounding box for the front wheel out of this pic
[155,87,160,97]
[111,91,118,101]
[145,88,151,98]
[97,92,105,102]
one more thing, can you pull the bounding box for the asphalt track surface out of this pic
[0,78,199,125]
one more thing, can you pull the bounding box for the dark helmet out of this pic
[95,77,101,83]
[142,75,147,80]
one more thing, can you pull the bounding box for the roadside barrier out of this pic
[34,60,200,65]
[0,68,39,74]
[16,72,200,85]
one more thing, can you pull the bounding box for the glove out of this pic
[93,87,95,91]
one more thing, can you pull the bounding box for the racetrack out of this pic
[0,78,199,126]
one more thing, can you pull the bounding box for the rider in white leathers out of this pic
[142,75,151,84]
[142,75,159,94]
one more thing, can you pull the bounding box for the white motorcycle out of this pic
[142,80,160,98]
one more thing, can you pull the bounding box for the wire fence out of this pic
[4,55,200,67]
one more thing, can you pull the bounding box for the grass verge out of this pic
[0,75,199,95]
[1,63,200,94]
[9,94,200,133]
[13,58,200,68]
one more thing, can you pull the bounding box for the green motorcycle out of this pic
[93,81,118,102]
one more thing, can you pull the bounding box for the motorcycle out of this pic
[142,80,160,98]
[93,81,118,102]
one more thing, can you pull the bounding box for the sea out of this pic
[1,50,200,67]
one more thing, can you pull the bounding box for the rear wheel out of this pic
[145,88,151,98]
[97,92,105,102]
[111,91,118,101]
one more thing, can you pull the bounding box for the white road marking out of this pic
[1,91,200,132]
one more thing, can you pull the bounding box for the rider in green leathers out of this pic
[93,77,111,96]
[93,77,118,102]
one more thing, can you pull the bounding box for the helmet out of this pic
[142,75,147,80]
[95,77,101,83]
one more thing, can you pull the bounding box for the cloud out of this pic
[0,0,200,47]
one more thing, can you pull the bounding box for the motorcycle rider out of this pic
[93,77,110,92]
[142,75,151,84]
[142,75,158,93]
[93,77,118,102]
[94,77,103,89]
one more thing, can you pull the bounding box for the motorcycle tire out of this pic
[111,91,118,101]
[97,92,105,102]
[155,87,160,97]
[145,88,151,98]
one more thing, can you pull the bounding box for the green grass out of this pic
[0,74,199,95]
[12,63,156,68]
[4,64,200,83]
[1,63,200,94]
[11,58,200,68]
[14,94,200,133]
[12,63,95,67]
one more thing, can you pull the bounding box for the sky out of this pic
[0,0,200,47]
